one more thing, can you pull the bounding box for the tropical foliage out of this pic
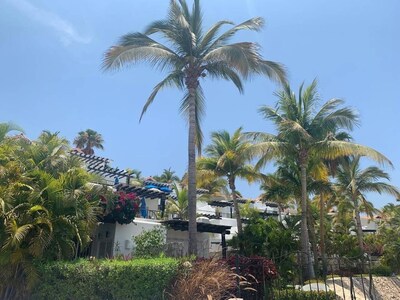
[0,130,102,299]
[103,0,286,255]
[230,215,299,282]
[101,191,140,225]
[197,127,259,234]
[133,227,166,258]
[335,156,400,251]
[166,183,189,220]
[32,258,180,300]
[248,80,391,279]
[0,122,23,143]
[153,167,180,183]
[73,129,104,155]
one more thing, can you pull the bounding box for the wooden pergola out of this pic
[70,150,132,182]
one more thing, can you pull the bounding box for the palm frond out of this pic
[359,182,400,198]
[252,141,292,169]
[199,20,234,51]
[257,60,287,84]
[314,141,392,167]
[0,122,24,143]
[204,42,263,78]
[279,119,313,142]
[243,131,278,143]
[205,17,264,52]
[102,33,179,71]
[4,221,33,249]
[205,62,244,93]
[189,0,203,40]
[140,71,185,121]
[257,105,284,125]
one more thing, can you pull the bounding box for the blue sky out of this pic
[1,0,399,208]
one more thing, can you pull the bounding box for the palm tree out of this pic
[102,0,286,255]
[380,203,400,225]
[30,131,71,175]
[197,127,259,235]
[155,167,180,183]
[73,129,104,155]
[248,80,391,279]
[167,183,189,220]
[0,122,23,143]
[335,156,400,251]
[261,158,332,273]
[0,132,101,298]
[194,169,229,199]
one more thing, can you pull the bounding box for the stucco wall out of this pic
[166,229,210,258]
[112,218,212,258]
[113,219,164,257]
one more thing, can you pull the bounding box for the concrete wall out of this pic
[166,229,210,258]
[112,218,212,258]
[113,219,164,257]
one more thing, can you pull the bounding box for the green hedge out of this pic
[272,290,337,300]
[370,264,393,276]
[32,258,180,300]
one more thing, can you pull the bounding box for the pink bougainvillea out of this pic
[100,192,140,224]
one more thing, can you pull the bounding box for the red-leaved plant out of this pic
[100,192,140,224]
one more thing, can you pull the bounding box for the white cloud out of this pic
[7,0,91,45]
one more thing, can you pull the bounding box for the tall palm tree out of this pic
[73,129,104,155]
[248,80,391,279]
[261,158,332,273]
[335,156,400,251]
[197,127,258,235]
[102,0,286,254]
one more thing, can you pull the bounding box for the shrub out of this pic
[226,255,278,281]
[273,290,337,300]
[101,192,140,225]
[370,264,393,276]
[133,226,166,257]
[32,257,180,300]
[225,255,278,299]
[165,259,237,300]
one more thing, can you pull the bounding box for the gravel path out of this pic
[325,276,400,300]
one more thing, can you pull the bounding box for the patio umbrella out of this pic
[140,197,147,218]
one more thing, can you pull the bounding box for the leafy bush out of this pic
[133,226,166,257]
[225,255,278,299]
[370,263,393,276]
[273,290,337,300]
[226,255,278,281]
[229,216,298,282]
[32,258,180,300]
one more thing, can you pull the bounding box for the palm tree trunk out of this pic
[187,86,198,256]
[319,194,327,276]
[353,197,364,251]
[300,157,315,280]
[278,204,283,222]
[229,176,242,235]
[307,202,319,276]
